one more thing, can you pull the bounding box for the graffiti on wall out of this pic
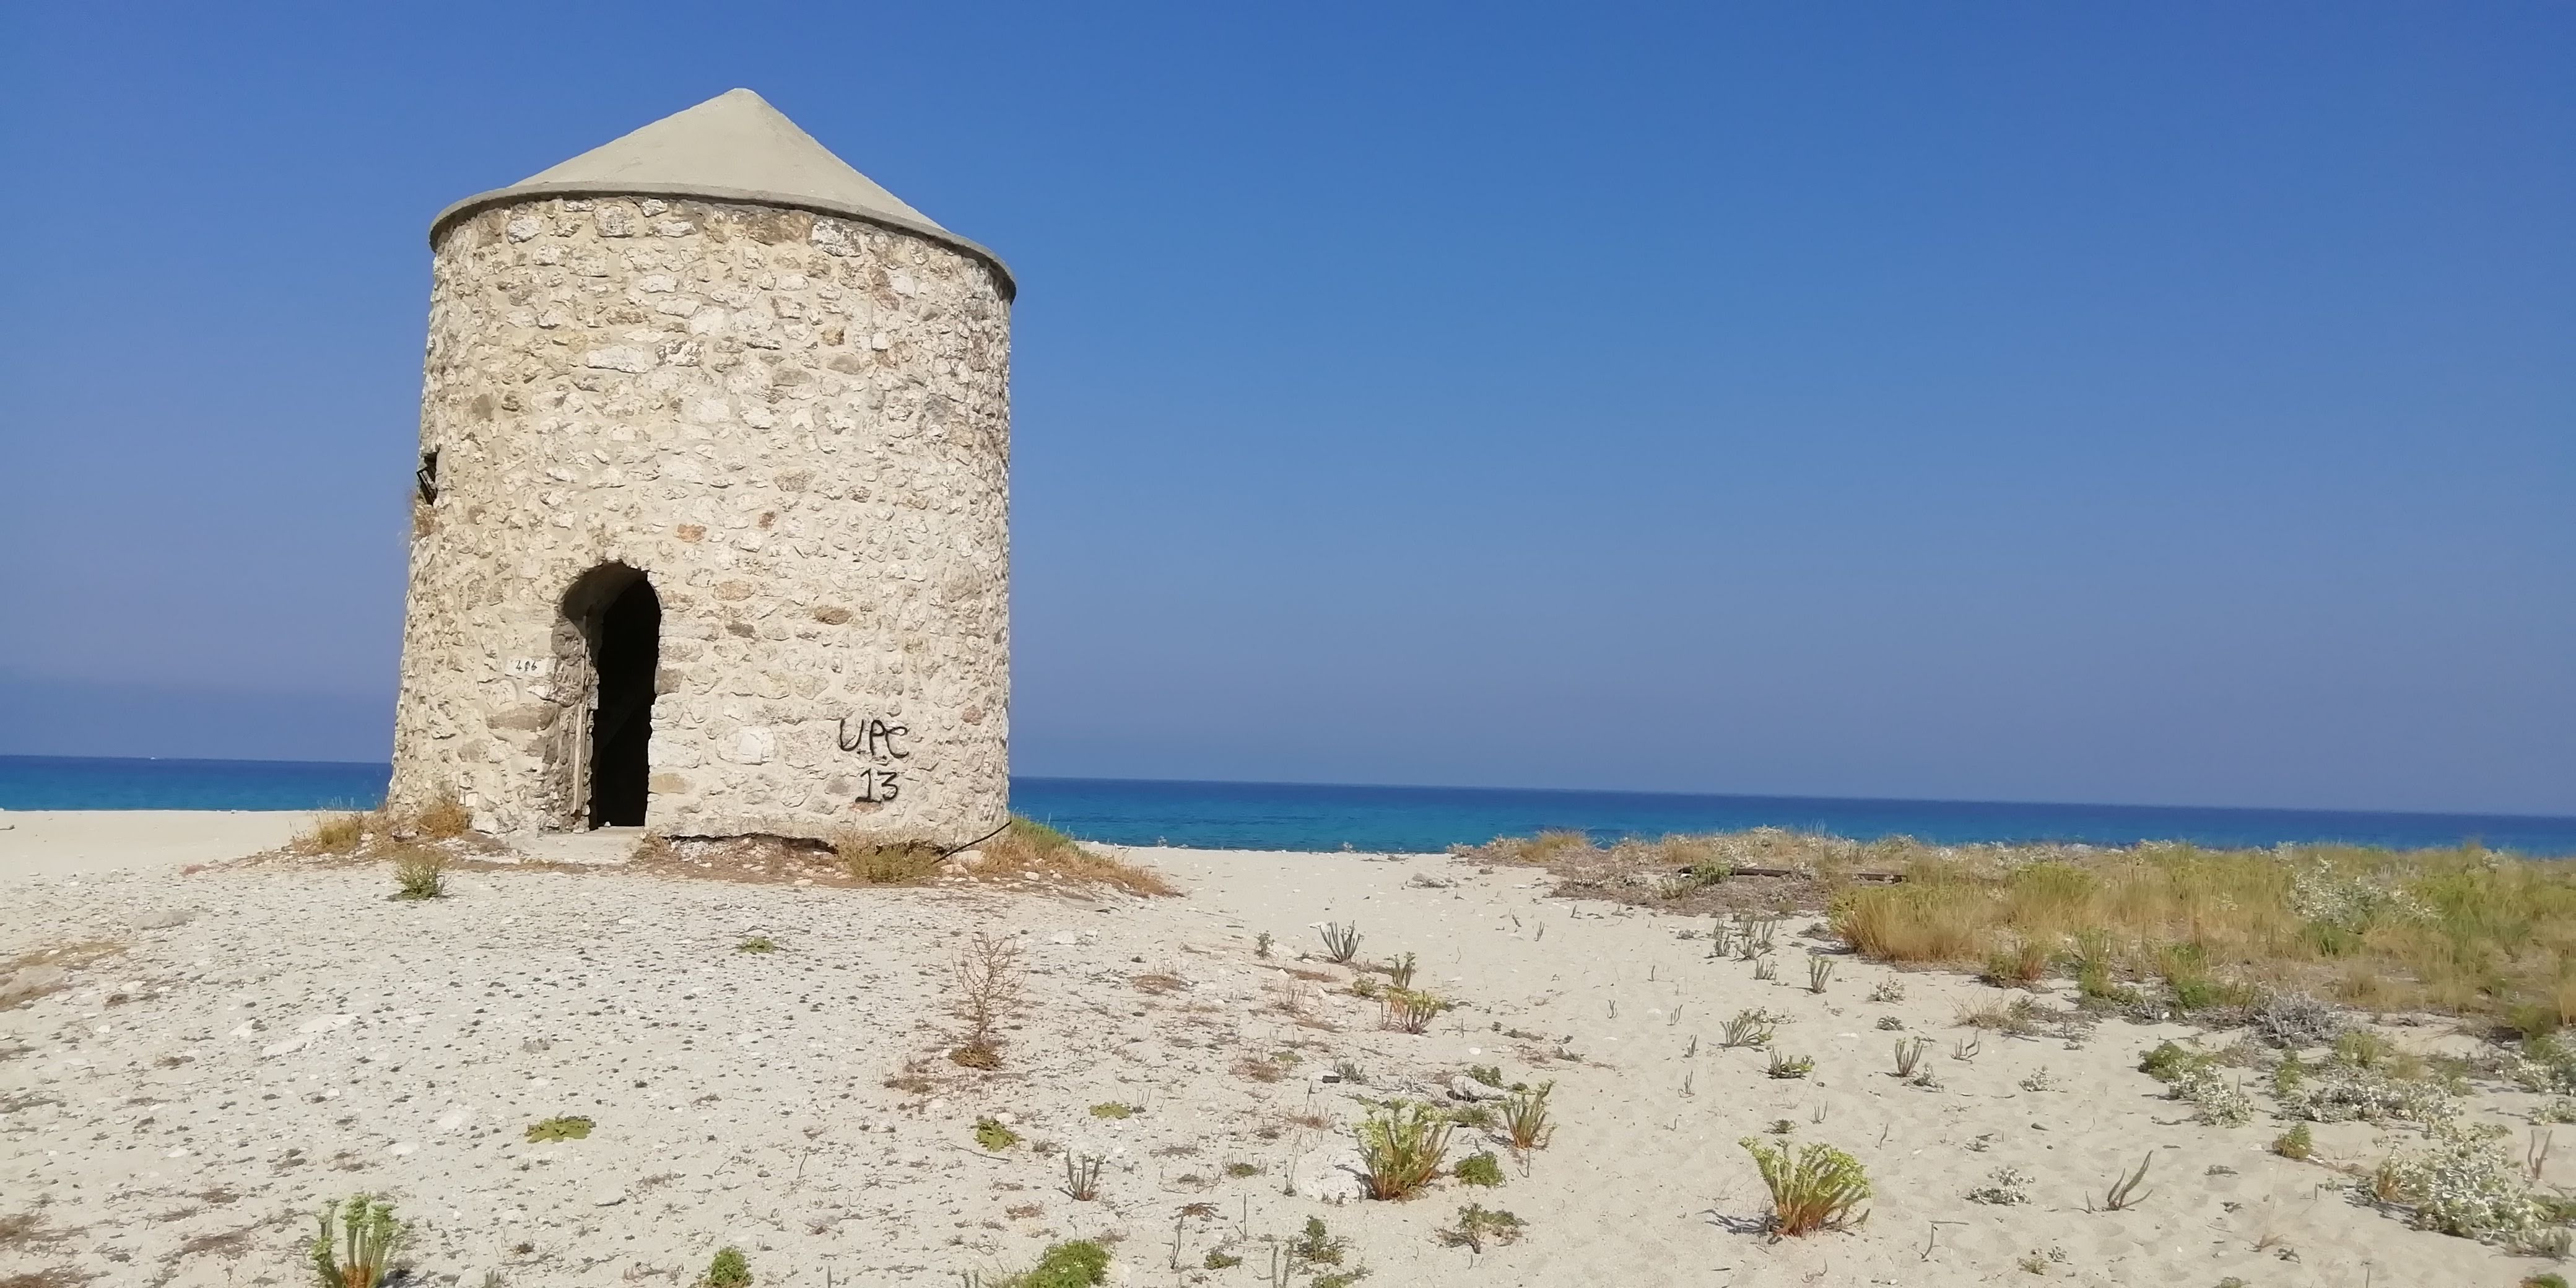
[837,715,910,804]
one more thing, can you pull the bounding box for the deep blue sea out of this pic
[6,754,2572,856]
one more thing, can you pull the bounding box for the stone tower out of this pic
[388,89,1012,845]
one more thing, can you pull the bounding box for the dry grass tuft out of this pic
[411,793,472,840]
[295,812,368,855]
[1232,1054,1292,1084]
[948,931,1024,1069]
[833,833,946,885]
[975,817,1177,897]
[289,790,478,859]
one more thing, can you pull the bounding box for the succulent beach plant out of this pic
[1739,1138,1870,1235]
[310,1193,404,1288]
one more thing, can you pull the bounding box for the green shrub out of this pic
[2271,1123,2313,1160]
[735,936,777,954]
[975,1117,1019,1151]
[702,1247,751,1287]
[524,1116,593,1142]
[2385,1121,2551,1245]
[1088,1102,1136,1119]
[1287,1217,1350,1269]
[390,848,448,900]
[2138,1040,2206,1082]
[1009,1240,1110,1288]
[2275,1066,2459,1125]
[2171,1066,2252,1126]
[1454,1151,1504,1186]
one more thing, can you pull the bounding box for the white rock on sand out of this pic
[0,822,2533,1286]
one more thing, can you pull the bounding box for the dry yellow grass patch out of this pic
[1474,825,2576,1031]
[289,790,476,856]
[831,833,946,885]
[294,812,367,855]
[973,817,1177,897]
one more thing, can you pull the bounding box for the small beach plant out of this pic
[1500,1081,1556,1152]
[1739,1138,1870,1236]
[1319,923,1362,964]
[1892,1037,1931,1079]
[310,1193,404,1288]
[1355,1103,1453,1199]
[390,848,447,900]
[1766,1050,1815,1079]
[1720,1009,1776,1049]
[1061,1153,1105,1201]
[1753,955,1780,982]
[1438,1203,1527,1251]
[949,931,1024,1069]
[2099,1154,2154,1211]
[1286,1217,1351,1271]
[1807,955,1837,993]
[1454,1151,1505,1186]
[988,1240,1110,1288]
[1385,951,1418,988]
[975,1117,1020,1151]
[524,1115,592,1142]
[2273,1123,2314,1160]
[700,1247,751,1288]
[1379,988,1442,1033]
[1967,1166,2033,1206]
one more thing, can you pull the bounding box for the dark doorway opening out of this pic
[587,577,660,827]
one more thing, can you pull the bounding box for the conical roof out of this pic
[431,89,1011,296]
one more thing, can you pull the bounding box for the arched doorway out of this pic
[557,564,659,829]
[587,577,660,826]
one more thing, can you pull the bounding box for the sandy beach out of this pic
[0,816,2541,1287]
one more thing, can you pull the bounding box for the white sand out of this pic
[0,822,2525,1286]
[0,810,313,879]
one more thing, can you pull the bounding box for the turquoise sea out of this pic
[4,754,2572,856]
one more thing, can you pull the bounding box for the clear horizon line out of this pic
[7,752,2567,825]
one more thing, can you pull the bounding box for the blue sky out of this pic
[1,4,2568,814]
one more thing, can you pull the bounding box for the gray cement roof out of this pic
[430,89,1012,297]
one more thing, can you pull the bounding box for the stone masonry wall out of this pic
[388,196,1009,845]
